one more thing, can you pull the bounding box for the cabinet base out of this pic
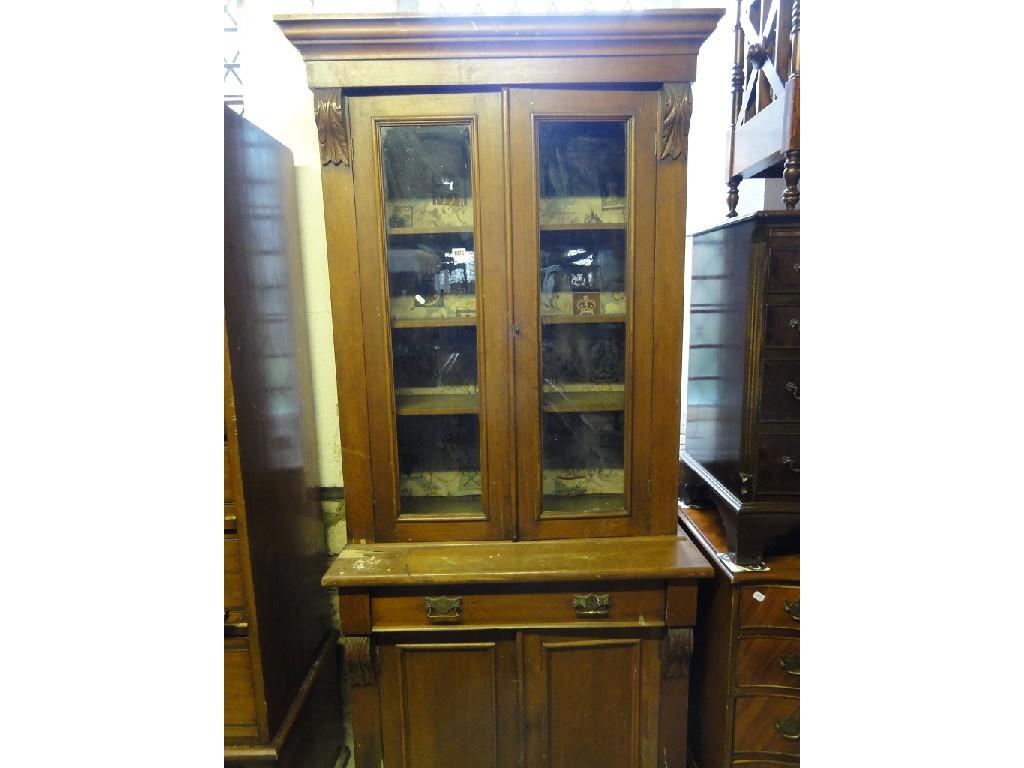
[680,452,798,566]
[225,631,347,768]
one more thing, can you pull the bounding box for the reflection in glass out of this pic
[381,123,482,516]
[538,121,628,515]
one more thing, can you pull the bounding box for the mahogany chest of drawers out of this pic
[680,506,800,767]
[681,211,799,565]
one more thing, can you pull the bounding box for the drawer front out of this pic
[224,638,260,740]
[733,695,800,756]
[759,360,800,423]
[754,436,800,495]
[224,536,247,613]
[739,586,800,630]
[371,582,666,630]
[763,305,799,348]
[735,636,800,689]
[765,249,799,294]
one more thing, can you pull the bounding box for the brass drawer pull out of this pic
[774,715,799,740]
[224,621,249,637]
[788,317,799,329]
[779,652,800,676]
[424,596,462,624]
[785,381,800,400]
[572,593,610,618]
[783,599,800,621]
[782,456,800,474]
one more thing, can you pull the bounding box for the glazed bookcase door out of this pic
[509,89,659,539]
[349,93,512,541]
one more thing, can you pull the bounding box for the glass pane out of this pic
[538,120,628,516]
[381,124,482,516]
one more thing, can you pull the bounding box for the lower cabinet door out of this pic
[523,629,661,768]
[378,632,519,768]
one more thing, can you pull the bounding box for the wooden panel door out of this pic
[378,633,518,768]
[508,89,660,540]
[348,93,513,542]
[523,630,661,768]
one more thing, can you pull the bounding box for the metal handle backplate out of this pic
[774,715,800,740]
[572,593,610,618]
[783,599,800,622]
[425,596,463,624]
[779,652,800,676]
[782,455,800,474]
[785,381,800,400]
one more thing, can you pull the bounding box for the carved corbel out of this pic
[661,627,694,679]
[343,635,375,686]
[313,88,350,167]
[659,83,693,162]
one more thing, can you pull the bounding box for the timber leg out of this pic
[782,149,800,209]
[726,175,741,217]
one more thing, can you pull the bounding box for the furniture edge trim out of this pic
[224,628,339,763]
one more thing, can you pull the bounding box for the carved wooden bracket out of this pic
[343,635,375,686]
[313,88,350,167]
[659,83,693,162]
[661,627,694,679]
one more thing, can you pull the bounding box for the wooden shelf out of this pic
[539,223,626,231]
[396,391,480,416]
[398,495,483,518]
[542,313,626,325]
[542,389,624,413]
[392,317,477,329]
[541,493,625,516]
[387,226,474,236]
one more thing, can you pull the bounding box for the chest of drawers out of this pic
[680,506,799,768]
[681,211,800,565]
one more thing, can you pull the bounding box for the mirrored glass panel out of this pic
[537,120,628,516]
[381,124,482,516]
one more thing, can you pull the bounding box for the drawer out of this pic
[224,637,260,740]
[739,586,800,630]
[754,435,800,495]
[763,304,799,348]
[370,581,667,631]
[758,360,799,423]
[765,248,799,294]
[735,636,800,689]
[224,536,247,613]
[733,695,800,756]
[689,308,729,347]
[224,444,235,502]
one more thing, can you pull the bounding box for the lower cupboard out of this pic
[372,628,674,768]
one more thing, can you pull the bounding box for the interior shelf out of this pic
[541,389,625,413]
[387,226,474,236]
[391,317,478,329]
[396,391,480,416]
[541,493,626,516]
[541,313,626,325]
[398,495,484,518]
[539,222,626,231]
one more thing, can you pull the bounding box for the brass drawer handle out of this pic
[774,715,799,740]
[785,381,800,400]
[224,621,249,637]
[779,652,800,676]
[782,456,800,474]
[424,596,462,624]
[783,599,800,621]
[572,593,610,618]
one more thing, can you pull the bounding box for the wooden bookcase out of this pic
[276,11,723,767]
